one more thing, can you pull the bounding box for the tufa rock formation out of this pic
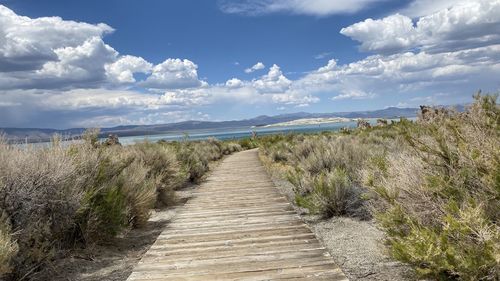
[357,119,371,130]
[102,134,121,146]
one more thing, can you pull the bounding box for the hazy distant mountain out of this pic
[1,107,420,142]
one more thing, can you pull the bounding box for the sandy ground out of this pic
[261,154,415,281]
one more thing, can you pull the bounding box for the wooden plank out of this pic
[127,149,347,281]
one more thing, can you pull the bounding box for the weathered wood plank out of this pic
[127,149,347,281]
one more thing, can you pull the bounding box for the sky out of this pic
[0,0,499,129]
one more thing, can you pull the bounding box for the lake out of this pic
[17,118,413,148]
[117,118,401,145]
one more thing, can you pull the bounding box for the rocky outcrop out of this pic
[357,119,371,130]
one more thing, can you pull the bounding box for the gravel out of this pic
[268,175,415,281]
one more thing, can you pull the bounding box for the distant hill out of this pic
[1,107,421,143]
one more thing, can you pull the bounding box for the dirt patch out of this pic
[261,153,415,281]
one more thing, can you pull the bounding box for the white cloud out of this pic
[37,37,117,82]
[314,51,333,59]
[341,0,500,54]
[0,37,120,90]
[0,5,113,72]
[225,78,244,88]
[340,14,417,54]
[105,55,152,83]
[399,0,467,18]
[141,59,203,89]
[296,44,500,101]
[244,62,265,73]
[218,0,385,16]
[0,6,201,91]
[252,64,292,93]
[331,89,375,100]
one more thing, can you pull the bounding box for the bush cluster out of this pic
[261,133,376,219]
[362,94,499,280]
[0,133,242,280]
[172,138,242,183]
[261,94,499,280]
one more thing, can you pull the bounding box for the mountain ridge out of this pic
[1,107,423,142]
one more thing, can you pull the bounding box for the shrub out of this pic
[295,168,363,217]
[0,212,17,277]
[363,94,500,280]
[121,160,157,227]
[263,134,374,219]
[132,142,184,206]
[202,138,224,161]
[0,130,245,279]
[177,145,209,183]
[238,138,258,149]
[221,142,242,155]
[0,141,84,279]
[75,147,133,243]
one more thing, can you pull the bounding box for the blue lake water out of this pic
[17,118,414,148]
[117,118,398,145]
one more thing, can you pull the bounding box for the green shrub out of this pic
[221,142,242,155]
[238,138,258,149]
[121,160,157,227]
[177,145,209,183]
[78,182,128,242]
[76,149,133,243]
[293,169,365,218]
[364,94,500,280]
[132,142,184,206]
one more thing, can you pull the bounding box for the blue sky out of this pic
[0,0,499,128]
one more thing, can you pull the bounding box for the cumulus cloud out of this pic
[0,5,199,91]
[141,59,203,89]
[105,55,152,83]
[244,62,265,73]
[341,0,500,54]
[340,14,417,54]
[225,78,245,88]
[0,37,118,90]
[35,37,118,86]
[218,0,384,16]
[399,0,467,18]
[297,44,500,102]
[252,64,292,93]
[0,5,113,72]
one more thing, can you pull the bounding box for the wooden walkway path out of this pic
[127,149,348,281]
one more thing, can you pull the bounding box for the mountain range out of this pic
[1,107,422,142]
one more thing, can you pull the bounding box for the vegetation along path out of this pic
[127,149,348,281]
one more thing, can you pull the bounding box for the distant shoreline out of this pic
[261,117,352,127]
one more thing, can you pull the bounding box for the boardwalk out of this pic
[127,149,348,281]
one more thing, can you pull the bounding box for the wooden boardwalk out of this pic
[127,149,348,281]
